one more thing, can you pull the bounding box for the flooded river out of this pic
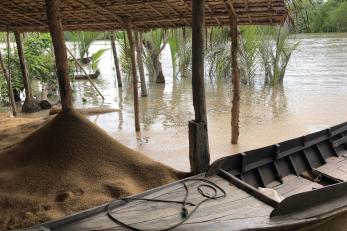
[2,32,347,172]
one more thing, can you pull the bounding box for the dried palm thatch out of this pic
[0,0,288,32]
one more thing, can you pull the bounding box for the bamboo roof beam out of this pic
[0,0,288,31]
[0,4,46,27]
[206,2,221,26]
[74,0,125,26]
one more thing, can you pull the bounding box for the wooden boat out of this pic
[25,122,347,231]
[73,69,100,80]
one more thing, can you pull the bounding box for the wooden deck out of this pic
[316,155,347,181]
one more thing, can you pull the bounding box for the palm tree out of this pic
[258,25,299,86]
[168,28,192,79]
[142,29,168,83]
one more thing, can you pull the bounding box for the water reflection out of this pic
[2,33,347,171]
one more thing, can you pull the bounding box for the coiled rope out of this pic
[106,178,226,231]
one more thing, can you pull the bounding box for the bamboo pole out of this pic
[0,49,17,116]
[14,30,32,102]
[229,7,240,144]
[45,0,73,111]
[110,33,122,87]
[66,48,104,100]
[126,27,140,132]
[189,0,210,174]
[135,31,147,97]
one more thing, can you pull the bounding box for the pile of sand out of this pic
[0,110,186,230]
[0,114,49,152]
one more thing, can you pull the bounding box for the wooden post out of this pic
[126,27,140,132]
[0,49,17,116]
[229,5,241,144]
[135,31,147,97]
[45,0,73,111]
[110,33,122,87]
[66,48,104,100]
[189,0,210,174]
[14,30,32,101]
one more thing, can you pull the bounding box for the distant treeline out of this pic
[293,0,347,33]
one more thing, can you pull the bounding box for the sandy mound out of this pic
[0,110,186,230]
[0,114,49,152]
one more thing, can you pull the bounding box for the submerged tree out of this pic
[206,27,231,79]
[168,28,192,79]
[258,25,299,86]
[142,29,168,83]
[239,26,258,85]
[65,32,103,62]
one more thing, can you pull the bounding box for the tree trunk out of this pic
[0,49,17,116]
[45,0,73,111]
[14,30,41,113]
[155,58,165,84]
[126,28,140,132]
[230,15,241,144]
[135,31,147,96]
[14,31,31,101]
[189,0,210,174]
[110,33,122,87]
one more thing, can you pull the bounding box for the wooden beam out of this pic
[226,1,241,144]
[227,0,237,16]
[66,48,104,100]
[110,33,123,87]
[75,0,124,26]
[0,4,46,27]
[135,31,147,97]
[45,0,73,111]
[14,30,32,102]
[126,26,141,132]
[0,48,17,116]
[189,0,210,174]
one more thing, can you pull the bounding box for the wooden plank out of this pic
[273,175,322,197]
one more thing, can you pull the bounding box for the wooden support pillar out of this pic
[126,27,140,132]
[14,30,32,102]
[45,0,73,111]
[110,33,123,87]
[0,49,17,116]
[189,0,210,174]
[135,31,147,97]
[229,7,241,144]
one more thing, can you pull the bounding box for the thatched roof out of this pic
[0,0,288,32]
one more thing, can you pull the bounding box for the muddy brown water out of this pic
[2,33,347,171]
[1,32,347,230]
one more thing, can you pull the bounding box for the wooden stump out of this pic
[189,120,210,174]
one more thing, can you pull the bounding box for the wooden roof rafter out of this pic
[0,0,289,32]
